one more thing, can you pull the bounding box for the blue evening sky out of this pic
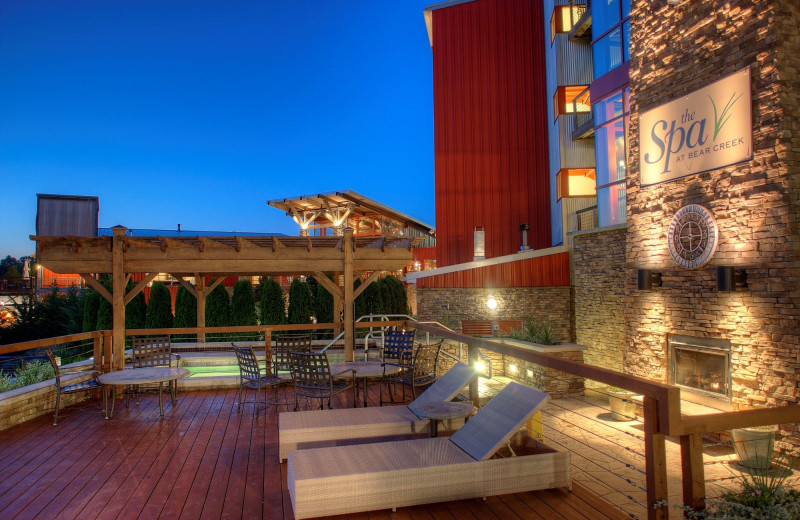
[0,1,435,258]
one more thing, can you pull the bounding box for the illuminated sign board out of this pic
[639,68,752,187]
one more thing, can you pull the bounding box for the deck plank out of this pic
[0,385,627,520]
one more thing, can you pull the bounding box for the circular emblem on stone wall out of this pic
[667,204,718,269]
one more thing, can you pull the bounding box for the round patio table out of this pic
[98,367,190,419]
[413,401,477,437]
[331,361,401,407]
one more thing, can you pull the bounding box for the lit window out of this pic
[556,169,596,200]
[550,5,575,43]
[553,86,590,121]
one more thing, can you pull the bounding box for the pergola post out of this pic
[196,274,206,343]
[343,228,355,361]
[111,226,127,371]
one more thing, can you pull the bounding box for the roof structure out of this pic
[267,189,435,236]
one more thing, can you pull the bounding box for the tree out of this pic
[125,282,147,330]
[306,276,318,312]
[231,279,257,340]
[4,265,21,286]
[287,279,313,324]
[205,282,231,340]
[82,291,102,332]
[96,279,114,331]
[173,285,197,341]
[315,277,334,338]
[145,282,173,329]
[363,278,384,316]
[259,278,286,325]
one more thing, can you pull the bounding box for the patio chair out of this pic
[380,340,442,405]
[126,336,181,406]
[45,347,103,426]
[290,350,357,411]
[287,382,570,519]
[269,333,313,405]
[279,362,477,461]
[382,329,415,365]
[233,343,284,416]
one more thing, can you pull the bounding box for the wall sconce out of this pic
[486,297,498,310]
[717,266,747,291]
[637,269,662,290]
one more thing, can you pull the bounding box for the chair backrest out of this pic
[45,347,62,387]
[449,382,549,461]
[408,362,478,415]
[383,330,415,364]
[131,336,173,368]
[233,344,261,384]
[273,334,312,375]
[410,341,440,381]
[290,350,332,391]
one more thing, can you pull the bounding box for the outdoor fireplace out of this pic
[668,334,732,406]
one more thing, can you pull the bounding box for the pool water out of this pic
[186,365,240,377]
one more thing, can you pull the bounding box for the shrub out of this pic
[287,279,313,325]
[173,285,197,341]
[145,282,173,329]
[362,279,384,316]
[125,283,147,330]
[205,282,231,340]
[231,280,258,340]
[0,361,55,392]
[82,291,102,332]
[259,279,286,325]
[501,317,559,346]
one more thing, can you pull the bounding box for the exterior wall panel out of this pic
[415,252,570,289]
[432,0,551,267]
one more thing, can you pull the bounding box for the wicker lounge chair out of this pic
[278,362,477,461]
[287,382,570,519]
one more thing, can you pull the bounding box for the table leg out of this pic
[170,380,178,405]
[158,382,164,417]
[430,419,438,438]
[107,387,117,419]
[363,379,368,407]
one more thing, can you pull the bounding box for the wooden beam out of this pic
[272,236,285,252]
[124,273,132,287]
[343,228,355,362]
[80,274,112,303]
[174,275,198,298]
[680,405,800,435]
[680,434,706,511]
[353,271,382,300]
[124,272,159,305]
[312,272,343,299]
[112,227,127,371]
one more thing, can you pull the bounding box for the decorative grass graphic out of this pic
[709,91,743,141]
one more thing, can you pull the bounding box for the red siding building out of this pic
[427,0,551,268]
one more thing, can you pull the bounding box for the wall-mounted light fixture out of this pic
[717,266,747,291]
[637,269,662,290]
[486,297,498,310]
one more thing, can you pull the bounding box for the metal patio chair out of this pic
[290,350,356,410]
[233,343,284,416]
[126,336,181,406]
[45,347,103,426]
[381,340,442,405]
[270,333,313,404]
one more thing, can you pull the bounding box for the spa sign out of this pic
[639,68,752,186]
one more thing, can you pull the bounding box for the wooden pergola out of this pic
[32,226,420,370]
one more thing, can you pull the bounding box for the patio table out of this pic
[331,361,401,407]
[413,401,476,437]
[98,367,190,419]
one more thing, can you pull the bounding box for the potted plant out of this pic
[607,386,638,421]
[730,425,777,470]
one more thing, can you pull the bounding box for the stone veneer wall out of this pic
[572,227,627,373]
[628,0,800,448]
[416,286,573,378]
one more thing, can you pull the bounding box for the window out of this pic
[591,0,630,78]
[550,5,575,43]
[553,85,590,120]
[556,169,596,200]
[594,88,629,226]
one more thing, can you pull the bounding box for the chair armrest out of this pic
[332,368,357,379]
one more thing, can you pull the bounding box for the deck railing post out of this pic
[680,433,706,512]
[265,329,272,365]
[93,333,102,373]
[643,396,669,520]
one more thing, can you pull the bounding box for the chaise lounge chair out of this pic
[287,382,570,519]
[278,362,477,461]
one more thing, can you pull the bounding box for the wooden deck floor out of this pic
[0,385,629,520]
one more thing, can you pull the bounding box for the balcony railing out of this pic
[2,321,798,519]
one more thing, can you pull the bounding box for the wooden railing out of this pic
[3,320,798,519]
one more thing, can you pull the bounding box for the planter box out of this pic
[495,338,587,398]
[0,372,95,431]
[730,427,775,469]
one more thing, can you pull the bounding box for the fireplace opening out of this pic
[669,334,732,406]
